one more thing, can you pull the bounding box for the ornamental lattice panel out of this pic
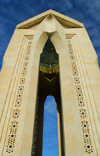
[0,10,100,156]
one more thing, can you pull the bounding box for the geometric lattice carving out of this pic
[12,109,20,119]
[79,108,87,119]
[74,77,80,84]
[6,121,18,153]
[6,35,33,153]
[81,121,93,154]
[67,37,94,154]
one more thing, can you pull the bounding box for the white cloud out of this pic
[44,96,57,116]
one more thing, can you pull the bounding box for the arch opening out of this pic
[42,96,58,156]
[31,39,65,156]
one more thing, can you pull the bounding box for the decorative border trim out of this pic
[5,35,33,153]
[66,35,94,154]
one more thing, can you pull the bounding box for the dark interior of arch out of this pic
[31,39,65,156]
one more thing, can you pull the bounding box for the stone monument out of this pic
[0,10,100,156]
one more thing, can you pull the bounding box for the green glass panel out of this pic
[40,39,58,69]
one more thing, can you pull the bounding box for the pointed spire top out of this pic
[17,9,84,29]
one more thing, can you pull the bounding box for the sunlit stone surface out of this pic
[0,9,100,156]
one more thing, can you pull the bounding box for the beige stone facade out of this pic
[0,10,100,156]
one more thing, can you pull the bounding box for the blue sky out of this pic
[0,0,100,156]
[43,96,58,156]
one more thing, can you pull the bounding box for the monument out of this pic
[0,10,100,156]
